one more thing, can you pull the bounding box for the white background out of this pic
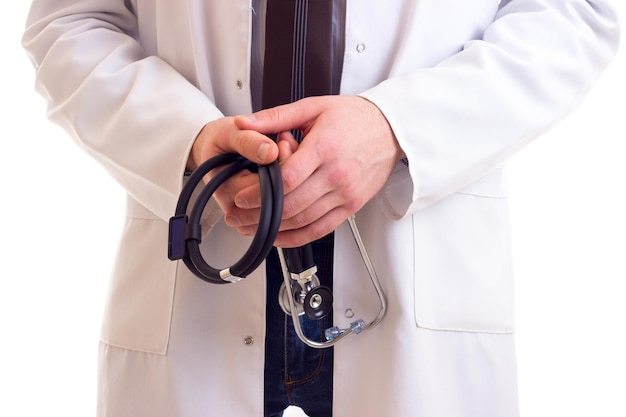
[1,3,624,417]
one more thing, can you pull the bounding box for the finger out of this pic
[214,171,259,210]
[273,206,351,248]
[232,187,356,245]
[229,181,339,232]
[233,97,326,134]
[225,207,261,231]
[233,138,321,210]
[221,180,262,227]
[277,162,338,220]
[277,131,299,163]
[278,190,342,232]
[226,161,340,230]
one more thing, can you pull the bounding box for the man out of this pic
[23,0,619,416]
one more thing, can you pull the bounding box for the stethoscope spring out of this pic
[168,150,387,348]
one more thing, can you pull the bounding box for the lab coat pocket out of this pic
[413,170,515,334]
[99,201,176,355]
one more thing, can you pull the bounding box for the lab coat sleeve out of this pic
[360,0,620,218]
[22,0,223,222]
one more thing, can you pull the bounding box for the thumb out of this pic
[222,129,279,165]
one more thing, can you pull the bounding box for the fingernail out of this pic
[238,226,253,236]
[257,142,270,161]
[235,196,249,209]
[240,114,256,123]
[225,215,241,227]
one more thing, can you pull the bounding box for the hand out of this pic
[188,116,279,215]
[188,116,278,170]
[230,95,405,248]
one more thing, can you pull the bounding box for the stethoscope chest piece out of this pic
[275,216,387,349]
[277,266,333,320]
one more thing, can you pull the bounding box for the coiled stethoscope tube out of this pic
[168,149,387,348]
[168,153,283,283]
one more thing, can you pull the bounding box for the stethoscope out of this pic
[168,148,387,349]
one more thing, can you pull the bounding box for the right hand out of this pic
[188,116,279,216]
[188,116,278,171]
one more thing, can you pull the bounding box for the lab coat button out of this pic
[345,308,355,318]
[236,79,244,89]
[356,43,366,53]
[244,336,254,346]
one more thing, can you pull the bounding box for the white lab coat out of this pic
[23,0,619,416]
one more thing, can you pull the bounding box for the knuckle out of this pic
[346,185,369,213]
[308,221,332,242]
[237,130,256,152]
[213,186,229,203]
[289,211,311,230]
[326,165,349,188]
[281,196,301,220]
[280,168,299,193]
[345,198,363,215]
[263,107,282,124]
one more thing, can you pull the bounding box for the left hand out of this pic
[230,95,405,248]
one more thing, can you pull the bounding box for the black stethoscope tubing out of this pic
[169,150,388,346]
[169,153,283,284]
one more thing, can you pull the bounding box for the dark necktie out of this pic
[261,0,335,110]
[262,3,336,414]
[260,0,337,311]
